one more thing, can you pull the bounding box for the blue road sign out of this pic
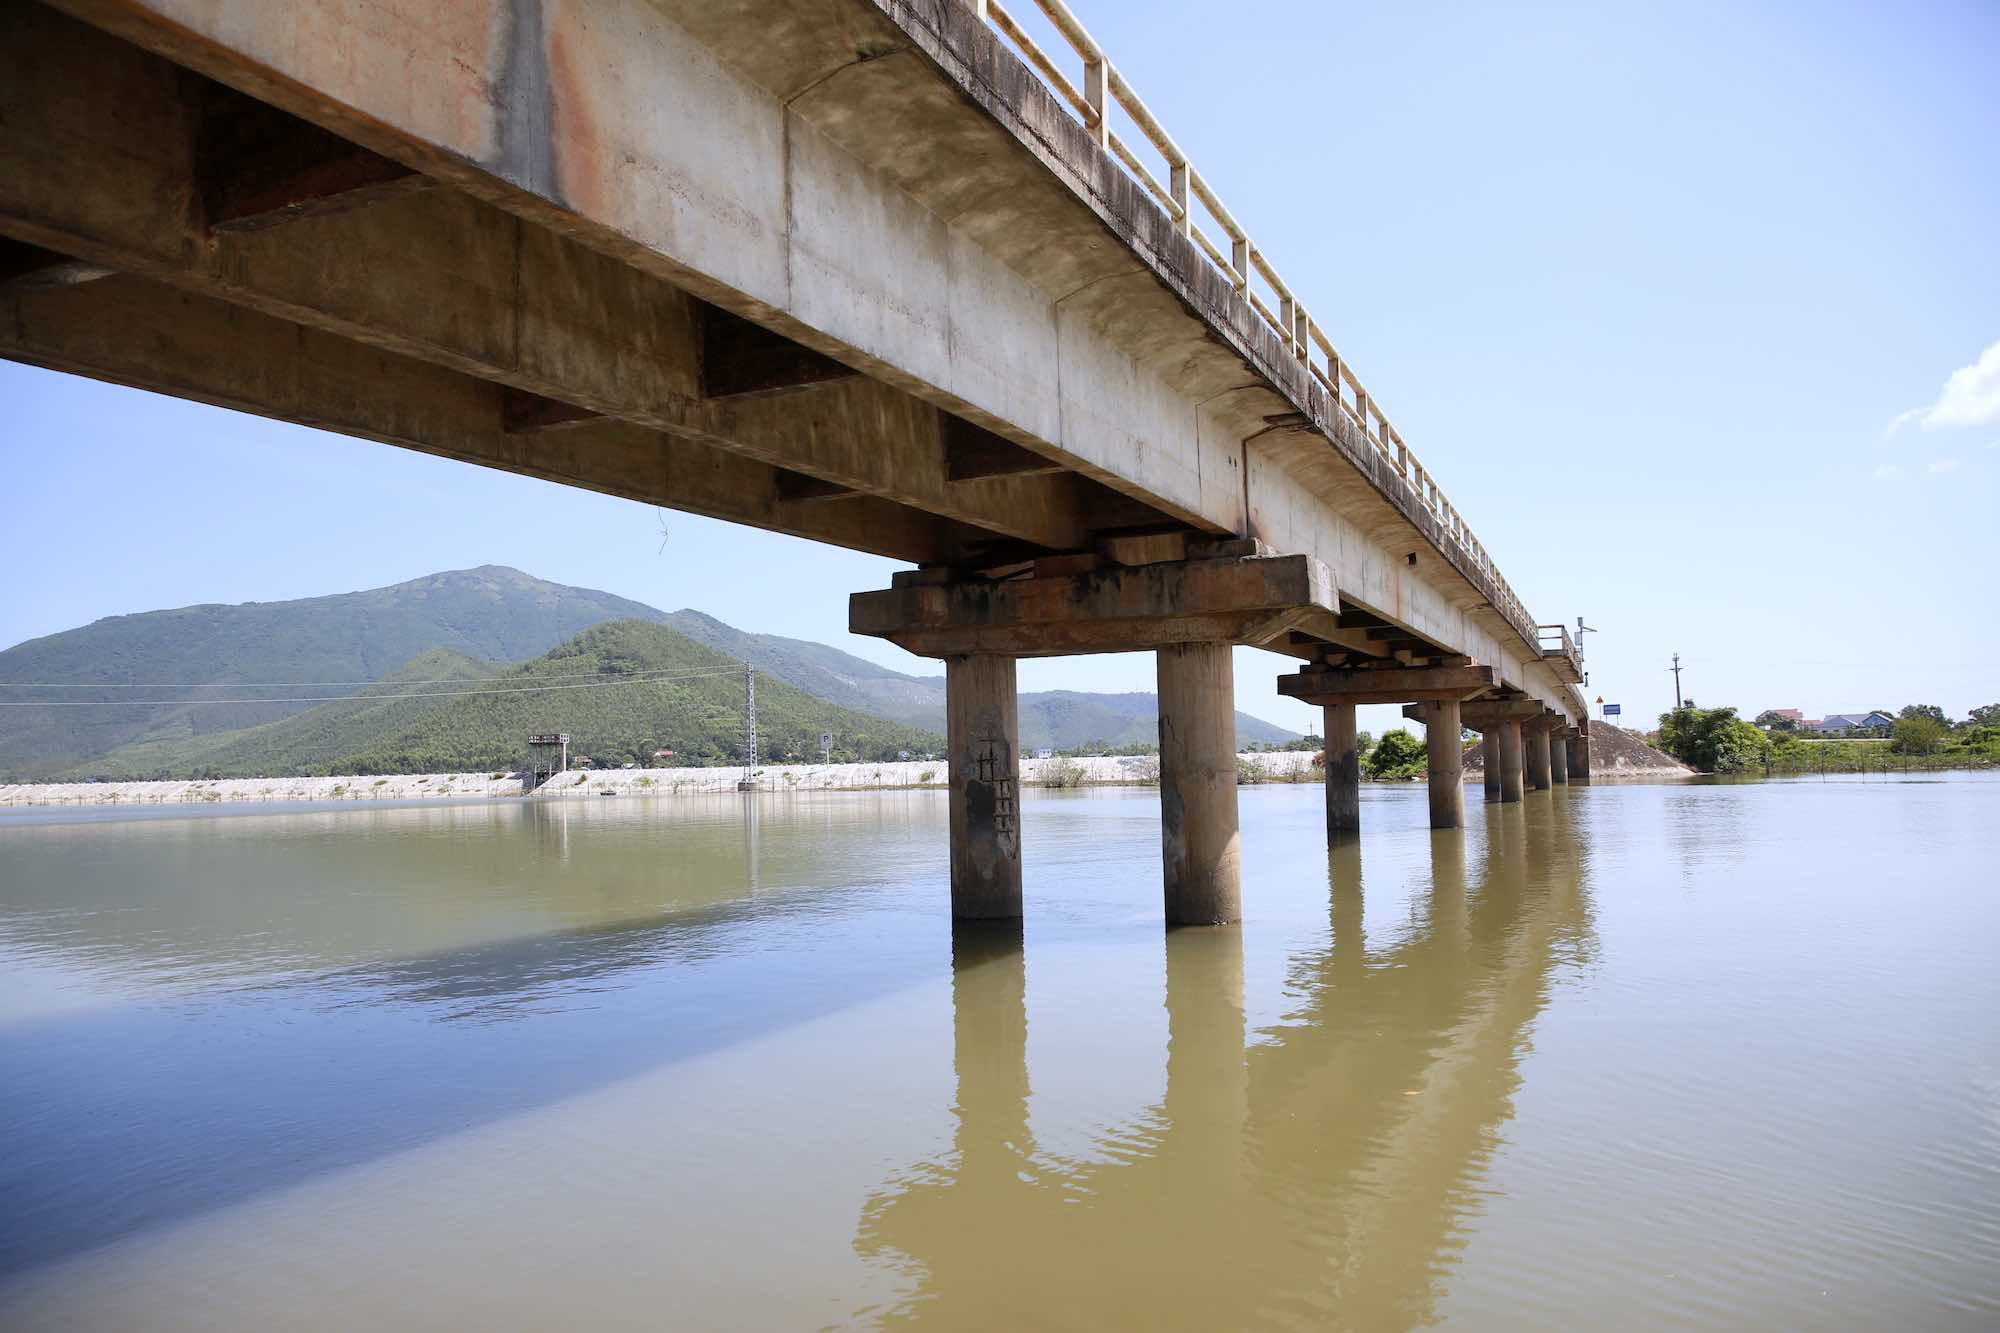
[1603,704,1622,717]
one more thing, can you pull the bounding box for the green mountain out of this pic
[662,611,1297,751]
[66,648,499,779]
[0,567,665,778]
[68,621,942,778]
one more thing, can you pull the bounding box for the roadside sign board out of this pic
[820,731,834,750]
[1603,704,1622,717]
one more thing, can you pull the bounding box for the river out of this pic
[1,776,1995,1329]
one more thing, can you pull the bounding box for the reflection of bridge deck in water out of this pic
[857,801,1594,1328]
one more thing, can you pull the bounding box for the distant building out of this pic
[1755,708,1803,730]
[1804,712,1895,736]
[653,748,676,761]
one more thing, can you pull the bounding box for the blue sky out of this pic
[4,0,1996,734]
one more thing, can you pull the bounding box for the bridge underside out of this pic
[2,0,1589,924]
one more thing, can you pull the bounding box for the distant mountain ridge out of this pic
[3,566,1297,779]
[0,567,668,779]
[660,611,1297,751]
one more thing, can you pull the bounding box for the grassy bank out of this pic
[1761,735,1999,775]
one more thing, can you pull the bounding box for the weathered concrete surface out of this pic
[1526,725,1553,792]
[6,0,1585,725]
[1156,643,1241,925]
[1419,700,1465,830]
[1498,720,1526,804]
[852,551,1334,658]
[1323,702,1361,836]
[945,654,1021,918]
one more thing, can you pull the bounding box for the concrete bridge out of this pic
[0,0,1588,924]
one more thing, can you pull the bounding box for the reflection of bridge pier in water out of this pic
[856,801,1597,1325]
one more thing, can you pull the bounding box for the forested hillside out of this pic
[66,621,941,778]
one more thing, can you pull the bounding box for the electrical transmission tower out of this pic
[1669,653,1684,709]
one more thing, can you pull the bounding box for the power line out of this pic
[0,667,749,707]
[0,667,702,688]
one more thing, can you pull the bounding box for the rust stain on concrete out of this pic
[546,16,607,219]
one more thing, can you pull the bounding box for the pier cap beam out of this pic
[851,551,1335,659]
[1278,662,1497,708]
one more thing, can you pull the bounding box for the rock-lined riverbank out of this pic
[0,751,1324,807]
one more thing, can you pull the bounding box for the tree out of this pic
[1898,704,1948,728]
[1364,728,1427,780]
[1891,715,1946,755]
[1968,703,2000,729]
[1656,700,1770,773]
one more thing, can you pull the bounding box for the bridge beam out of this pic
[0,7,1149,559]
[0,272,954,563]
[851,551,1335,659]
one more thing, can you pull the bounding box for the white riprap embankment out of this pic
[0,752,1322,806]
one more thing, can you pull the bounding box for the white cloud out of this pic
[1873,463,1905,480]
[1887,338,2000,434]
[1927,457,1961,475]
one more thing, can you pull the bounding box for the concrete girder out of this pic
[0,273,952,563]
[850,554,1336,659]
[0,10,1120,556]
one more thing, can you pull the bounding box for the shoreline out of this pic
[0,752,1323,807]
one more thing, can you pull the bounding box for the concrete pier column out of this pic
[1481,729,1502,803]
[1157,642,1241,925]
[1418,699,1465,829]
[1549,731,1570,784]
[945,654,1022,918]
[1323,701,1361,838]
[1569,727,1593,783]
[1526,725,1552,791]
[1499,718,1525,803]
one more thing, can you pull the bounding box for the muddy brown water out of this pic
[1,776,1995,1329]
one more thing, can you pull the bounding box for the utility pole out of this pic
[741,664,758,782]
[1669,653,1684,710]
